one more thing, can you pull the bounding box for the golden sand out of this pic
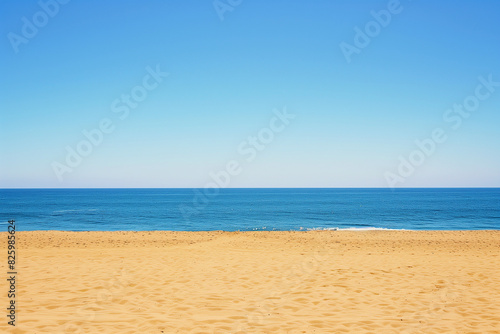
[1,230,499,333]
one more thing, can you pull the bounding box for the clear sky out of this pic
[1,0,499,188]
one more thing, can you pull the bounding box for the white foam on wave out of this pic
[305,227,404,231]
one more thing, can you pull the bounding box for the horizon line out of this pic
[1,187,499,190]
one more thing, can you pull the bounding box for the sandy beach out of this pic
[1,230,499,333]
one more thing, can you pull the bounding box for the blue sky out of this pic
[1,0,499,188]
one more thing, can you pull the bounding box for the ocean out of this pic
[1,188,499,231]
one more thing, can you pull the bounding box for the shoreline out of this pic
[4,228,500,233]
[4,229,500,246]
[1,230,499,332]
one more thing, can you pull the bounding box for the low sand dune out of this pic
[1,230,499,333]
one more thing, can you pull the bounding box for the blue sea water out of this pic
[0,188,499,231]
